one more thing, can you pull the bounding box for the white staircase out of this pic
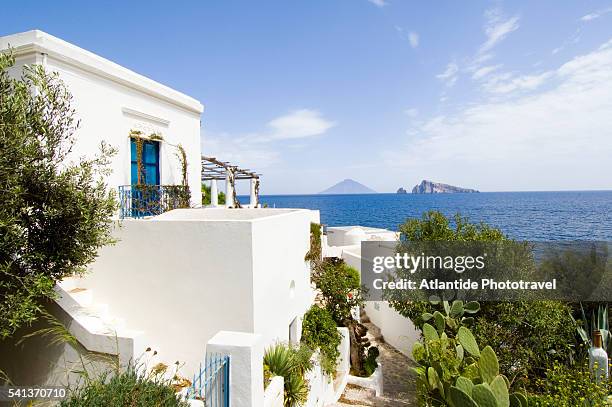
[55,277,149,364]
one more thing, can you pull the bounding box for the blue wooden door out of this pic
[130,139,161,217]
[131,139,160,185]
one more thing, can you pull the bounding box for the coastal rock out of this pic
[397,187,408,194]
[412,180,478,194]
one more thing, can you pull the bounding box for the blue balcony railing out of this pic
[118,185,190,219]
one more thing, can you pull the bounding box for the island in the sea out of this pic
[397,187,408,194]
[319,179,376,194]
[409,180,479,194]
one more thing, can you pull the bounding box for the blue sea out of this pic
[242,191,612,241]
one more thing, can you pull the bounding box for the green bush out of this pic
[201,183,225,205]
[305,222,322,268]
[473,301,576,389]
[528,362,612,407]
[0,51,117,338]
[60,363,188,407]
[315,258,363,326]
[301,305,341,375]
[391,212,576,389]
[264,343,312,407]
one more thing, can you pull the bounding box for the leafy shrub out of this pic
[201,183,226,205]
[0,52,117,338]
[301,305,341,375]
[391,212,576,389]
[528,362,612,407]
[264,343,312,407]
[305,222,322,268]
[315,258,363,326]
[363,346,380,377]
[60,363,188,407]
[472,300,575,389]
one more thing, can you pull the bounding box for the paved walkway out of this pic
[332,320,418,406]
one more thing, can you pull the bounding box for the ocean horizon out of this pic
[240,190,612,241]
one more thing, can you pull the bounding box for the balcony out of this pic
[118,185,190,219]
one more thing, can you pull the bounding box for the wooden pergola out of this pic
[201,156,261,208]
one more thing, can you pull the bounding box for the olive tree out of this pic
[0,52,117,338]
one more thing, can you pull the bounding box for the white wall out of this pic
[45,57,202,206]
[0,301,120,387]
[364,301,420,358]
[251,210,316,345]
[79,208,317,376]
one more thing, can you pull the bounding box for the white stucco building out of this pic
[0,31,326,405]
[1,30,203,207]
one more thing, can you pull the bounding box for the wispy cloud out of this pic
[481,71,553,94]
[405,108,419,117]
[367,0,387,7]
[384,38,612,191]
[472,64,502,80]
[408,32,419,48]
[201,109,336,170]
[436,62,459,86]
[441,8,519,88]
[581,7,612,22]
[201,131,281,170]
[479,8,520,54]
[551,28,581,55]
[265,109,336,141]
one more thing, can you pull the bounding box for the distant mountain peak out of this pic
[319,179,376,195]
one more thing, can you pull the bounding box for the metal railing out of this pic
[118,185,190,219]
[187,353,230,407]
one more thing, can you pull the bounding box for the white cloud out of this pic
[472,64,502,80]
[408,32,419,48]
[201,131,280,171]
[551,28,581,55]
[405,108,419,117]
[436,62,459,86]
[266,109,336,141]
[200,109,335,171]
[581,7,612,22]
[367,0,387,7]
[383,39,612,191]
[479,8,520,54]
[482,71,553,94]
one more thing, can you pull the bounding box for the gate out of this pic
[187,353,230,407]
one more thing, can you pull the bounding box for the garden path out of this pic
[332,320,418,406]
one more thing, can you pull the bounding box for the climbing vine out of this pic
[176,144,188,187]
[129,130,145,185]
[129,130,187,187]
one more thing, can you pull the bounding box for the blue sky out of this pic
[3,1,612,193]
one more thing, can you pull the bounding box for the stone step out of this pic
[68,287,93,307]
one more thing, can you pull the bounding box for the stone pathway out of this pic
[332,320,418,406]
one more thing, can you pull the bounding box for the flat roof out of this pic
[0,30,203,114]
[151,207,306,221]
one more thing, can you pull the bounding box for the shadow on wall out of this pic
[0,300,119,388]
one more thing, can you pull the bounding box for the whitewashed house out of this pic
[0,31,337,406]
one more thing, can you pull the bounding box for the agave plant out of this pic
[263,343,312,407]
[575,303,610,353]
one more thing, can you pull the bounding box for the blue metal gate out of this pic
[187,353,230,407]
